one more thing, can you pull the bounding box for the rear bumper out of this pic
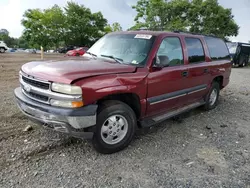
[14,87,97,138]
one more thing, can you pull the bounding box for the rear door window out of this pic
[185,38,205,63]
[205,37,230,60]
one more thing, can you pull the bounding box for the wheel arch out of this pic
[213,75,224,89]
[97,93,141,119]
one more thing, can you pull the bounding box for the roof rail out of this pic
[134,27,164,31]
[173,30,218,38]
[134,28,150,31]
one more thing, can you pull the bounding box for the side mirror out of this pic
[152,56,163,68]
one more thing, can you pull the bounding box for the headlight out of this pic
[50,99,84,108]
[51,83,82,95]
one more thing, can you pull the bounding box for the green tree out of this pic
[131,0,239,39]
[0,31,19,47]
[131,0,190,31]
[43,5,66,48]
[22,5,65,49]
[22,9,50,49]
[111,22,123,32]
[188,0,239,38]
[104,22,123,33]
[21,2,117,48]
[64,2,108,46]
[0,29,9,35]
[18,36,30,49]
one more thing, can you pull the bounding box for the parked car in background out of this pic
[47,49,55,53]
[25,49,36,54]
[7,48,16,52]
[227,42,250,67]
[15,31,232,154]
[58,46,76,53]
[66,47,89,56]
[16,48,26,53]
[0,41,8,53]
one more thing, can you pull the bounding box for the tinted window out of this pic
[205,37,230,60]
[185,38,205,63]
[226,42,237,54]
[156,37,184,67]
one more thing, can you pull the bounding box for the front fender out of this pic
[74,72,148,105]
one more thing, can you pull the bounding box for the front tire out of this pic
[92,100,136,154]
[0,48,5,53]
[204,82,220,111]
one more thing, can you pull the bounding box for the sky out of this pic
[0,0,249,42]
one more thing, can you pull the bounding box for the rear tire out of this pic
[239,60,246,67]
[239,56,247,67]
[204,82,220,111]
[92,100,136,154]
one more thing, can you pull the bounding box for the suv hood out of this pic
[21,57,137,84]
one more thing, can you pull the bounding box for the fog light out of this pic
[50,99,83,108]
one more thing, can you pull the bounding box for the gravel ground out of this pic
[0,53,250,188]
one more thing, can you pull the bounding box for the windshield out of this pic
[85,34,155,66]
[226,42,237,54]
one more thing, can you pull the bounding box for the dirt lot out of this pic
[0,53,250,188]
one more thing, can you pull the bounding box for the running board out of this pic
[140,101,205,128]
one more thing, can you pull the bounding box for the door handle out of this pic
[181,71,188,77]
[204,68,209,73]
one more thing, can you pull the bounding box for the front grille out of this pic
[22,76,50,90]
[20,72,82,105]
[23,90,49,102]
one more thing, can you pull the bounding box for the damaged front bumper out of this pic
[14,87,97,139]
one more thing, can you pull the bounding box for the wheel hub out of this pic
[101,115,128,145]
[209,89,217,106]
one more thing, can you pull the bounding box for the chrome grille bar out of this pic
[19,71,82,104]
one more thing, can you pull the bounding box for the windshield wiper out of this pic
[100,54,123,64]
[85,51,97,57]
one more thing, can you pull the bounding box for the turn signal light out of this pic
[71,101,84,108]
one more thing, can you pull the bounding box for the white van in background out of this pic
[0,41,8,53]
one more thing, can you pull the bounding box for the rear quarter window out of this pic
[205,37,230,60]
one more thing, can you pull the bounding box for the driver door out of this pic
[146,37,189,117]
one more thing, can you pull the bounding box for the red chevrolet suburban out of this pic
[14,31,231,154]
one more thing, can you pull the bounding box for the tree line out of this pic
[1,0,243,49]
[21,2,122,50]
[1,2,122,49]
[131,0,239,40]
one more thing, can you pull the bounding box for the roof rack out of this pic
[173,30,218,38]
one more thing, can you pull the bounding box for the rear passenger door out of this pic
[180,37,210,104]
